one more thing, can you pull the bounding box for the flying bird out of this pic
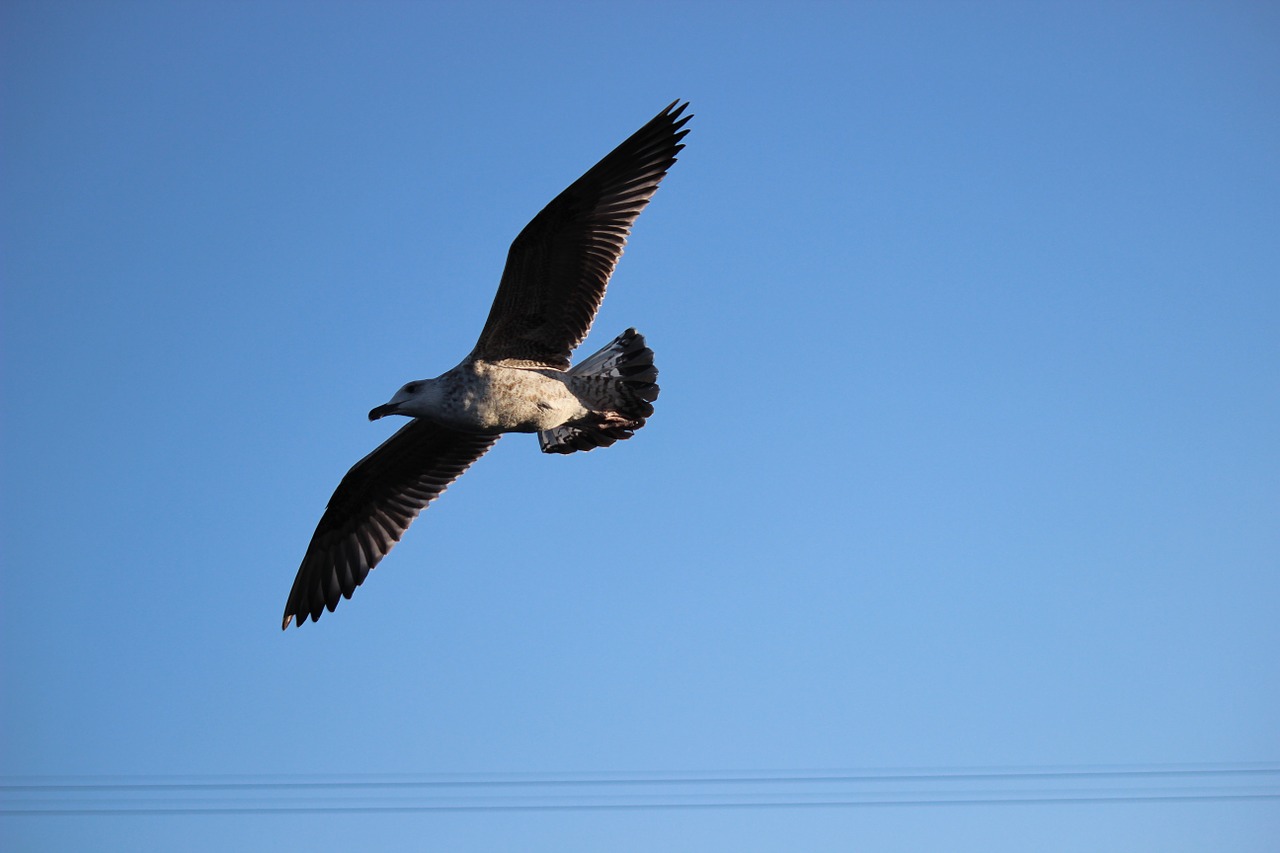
[283,101,691,629]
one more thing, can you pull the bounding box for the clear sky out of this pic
[2,1,1278,850]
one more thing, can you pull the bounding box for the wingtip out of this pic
[663,100,693,127]
[663,101,693,142]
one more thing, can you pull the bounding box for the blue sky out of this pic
[2,0,1277,849]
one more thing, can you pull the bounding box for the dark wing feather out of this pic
[471,101,691,368]
[283,420,498,629]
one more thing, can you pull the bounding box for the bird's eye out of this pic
[404,382,419,394]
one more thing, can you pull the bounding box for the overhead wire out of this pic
[3,762,1278,815]
[5,760,1279,790]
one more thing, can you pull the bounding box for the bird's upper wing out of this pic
[470,101,691,368]
[283,420,499,629]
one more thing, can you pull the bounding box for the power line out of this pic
[3,762,1277,816]
[3,792,1278,816]
[4,761,1278,792]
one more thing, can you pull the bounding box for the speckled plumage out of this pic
[283,102,689,629]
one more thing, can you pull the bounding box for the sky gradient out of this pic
[2,1,1278,850]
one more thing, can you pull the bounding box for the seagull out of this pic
[283,101,691,629]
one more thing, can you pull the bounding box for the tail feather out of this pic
[539,329,659,454]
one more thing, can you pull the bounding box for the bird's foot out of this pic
[592,411,642,431]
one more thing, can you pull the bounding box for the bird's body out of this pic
[283,101,689,629]
[372,360,592,435]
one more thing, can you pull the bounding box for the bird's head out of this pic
[368,380,435,421]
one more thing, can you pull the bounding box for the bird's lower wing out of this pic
[283,420,499,629]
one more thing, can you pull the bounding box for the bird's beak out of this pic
[368,403,399,421]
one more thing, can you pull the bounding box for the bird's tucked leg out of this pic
[591,411,644,431]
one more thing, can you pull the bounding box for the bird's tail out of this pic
[539,328,659,454]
